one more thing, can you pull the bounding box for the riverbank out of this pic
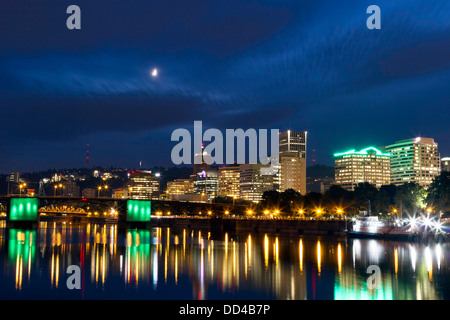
[148,216,348,236]
[1,215,348,236]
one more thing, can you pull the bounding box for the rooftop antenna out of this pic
[86,144,90,167]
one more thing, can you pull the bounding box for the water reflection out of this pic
[8,229,36,290]
[0,222,448,300]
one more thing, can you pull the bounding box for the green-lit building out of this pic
[334,147,391,191]
[384,137,440,189]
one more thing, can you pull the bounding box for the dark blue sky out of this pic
[1,0,449,173]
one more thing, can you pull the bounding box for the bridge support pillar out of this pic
[6,198,39,229]
[117,199,152,230]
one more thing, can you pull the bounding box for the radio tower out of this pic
[86,144,90,167]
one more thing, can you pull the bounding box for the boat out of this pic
[345,216,421,240]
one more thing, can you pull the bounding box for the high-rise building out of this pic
[127,170,160,200]
[166,179,194,200]
[239,164,273,202]
[279,130,307,158]
[384,137,440,189]
[7,171,20,195]
[278,152,306,195]
[441,157,450,172]
[193,169,218,201]
[9,171,20,184]
[112,188,126,199]
[82,188,96,198]
[218,165,240,198]
[334,147,391,191]
[278,130,307,194]
[62,181,80,197]
[193,145,211,175]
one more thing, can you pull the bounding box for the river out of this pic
[0,221,448,300]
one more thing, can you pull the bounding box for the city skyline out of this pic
[2,0,450,305]
[1,0,449,172]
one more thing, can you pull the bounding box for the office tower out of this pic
[82,188,96,198]
[307,177,335,194]
[166,179,194,200]
[218,165,240,198]
[278,130,307,194]
[62,181,80,197]
[112,188,126,199]
[278,153,306,194]
[193,169,218,201]
[127,170,160,200]
[193,144,211,175]
[279,130,307,158]
[384,137,440,189]
[239,164,273,202]
[9,171,20,184]
[441,157,450,172]
[7,171,20,195]
[334,147,391,191]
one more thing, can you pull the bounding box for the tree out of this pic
[261,190,281,208]
[394,183,427,217]
[303,192,323,217]
[280,189,303,215]
[426,172,450,215]
[379,184,397,205]
[373,188,390,215]
[353,183,378,214]
[214,196,234,204]
[324,185,352,205]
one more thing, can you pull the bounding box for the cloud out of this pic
[0,94,202,142]
[0,0,449,170]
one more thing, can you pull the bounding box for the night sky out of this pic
[1,0,449,173]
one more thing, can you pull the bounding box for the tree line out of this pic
[258,172,450,219]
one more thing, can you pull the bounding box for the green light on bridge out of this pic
[126,200,151,222]
[9,198,39,221]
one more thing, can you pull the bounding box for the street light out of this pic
[316,208,323,219]
[19,183,27,197]
[392,208,399,219]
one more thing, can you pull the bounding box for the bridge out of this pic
[0,196,250,228]
[0,196,350,236]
